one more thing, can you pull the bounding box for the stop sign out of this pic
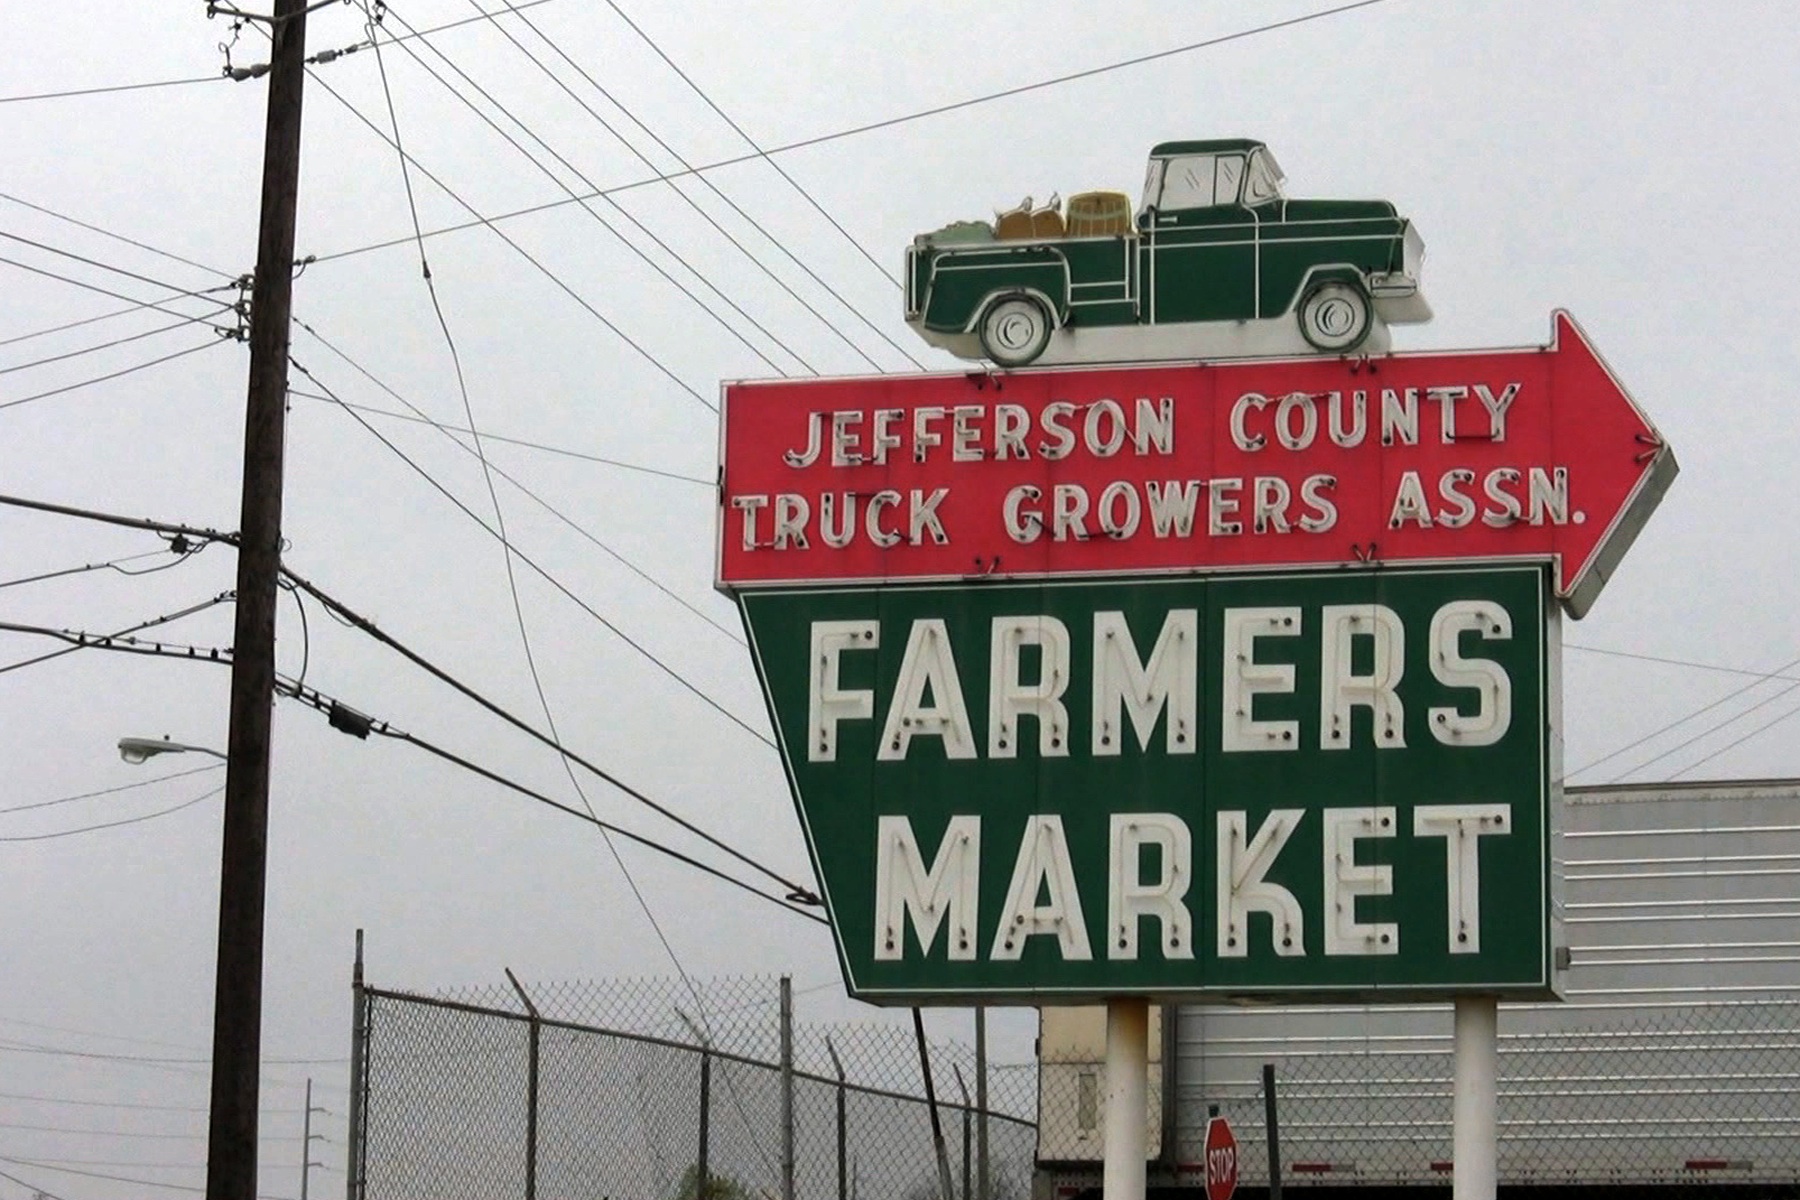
[1204,1115,1239,1200]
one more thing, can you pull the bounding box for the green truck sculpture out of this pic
[904,139,1429,367]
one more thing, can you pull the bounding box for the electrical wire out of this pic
[0,1155,295,1200]
[290,359,772,745]
[381,724,824,925]
[471,0,915,372]
[0,76,222,105]
[0,601,814,920]
[0,592,235,676]
[1567,641,1800,684]
[0,1091,215,1113]
[1671,694,1800,779]
[303,68,714,411]
[0,255,239,334]
[356,15,753,1026]
[0,314,229,377]
[0,338,229,414]
[0,763,222,817]
[598,0,901,291]
[278,566,799,896]
[0,191,229,277]
[366,3,807,377]
[0,787,219,843]
[287,319,734,639]
[287,385,710,486]
[0,546,170,589]
[313,1,1393,268]
[0,231,228,299]
[1611,680,1800,783]
[1567,651,1800,778]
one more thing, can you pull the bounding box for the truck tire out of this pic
[1297,280,1372,352]
[978,296,1053,367]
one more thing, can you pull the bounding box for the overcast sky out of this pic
[3,1,1799,1196]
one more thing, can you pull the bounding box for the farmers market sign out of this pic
[739,565,1558,1003]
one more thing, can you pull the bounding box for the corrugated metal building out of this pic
[1037,779,1800,1193]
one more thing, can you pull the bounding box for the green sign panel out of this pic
[742,566,1558,1004]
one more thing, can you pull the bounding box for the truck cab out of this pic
[904,139,1429,367]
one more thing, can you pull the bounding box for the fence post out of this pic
[1262,1063,1282,1200]
[507,970,541,1200]
[699,1045,712,1200]
[953,1065,971,1200]
[345,930,366,1200]
[780,975,795,1200]
[974,1009,989,1200]
[826,1037,847,1200]
[913,1008,957,1200]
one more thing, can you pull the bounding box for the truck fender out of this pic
[964,287,1065,334]
[1280,264,1368,316]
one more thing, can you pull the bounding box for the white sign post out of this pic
[1103,999,1149,1200]
[1453,996,1499,1198]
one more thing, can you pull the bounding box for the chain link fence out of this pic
[348,975,1037,1200]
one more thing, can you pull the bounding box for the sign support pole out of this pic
[1452,996,1498,1199]
[1103,999,1148,1200]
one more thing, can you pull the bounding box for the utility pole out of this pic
[302,1077,329,1200]
[208,1,307,1198]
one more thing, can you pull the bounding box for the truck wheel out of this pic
[1297,281,1372,352]
[978,296,1053,367]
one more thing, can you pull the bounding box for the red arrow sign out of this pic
[717,312,1675,616]
[1204,1116,1239,1200]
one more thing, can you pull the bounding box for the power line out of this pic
[1670,694,1800,780]
[473,0,913,372]
[288,317,734,638]
[0,786,221,843]
[0,255,238,335]
[0,230,229,299]
[367,3,807,377]
[598,0,901,292]
[0,491,236,547]
[0,593,816,922]
[0,76,222,105]
[0,592,236,677]
[0,338,230,415]
[1610,679,1800,784]
[1568,651,1800,779]
[0,1154,295,1200]
[0,763,223,817]
[0,1090,218,1114]
[286,386,710,485]
[0,192,229,277]
[0,546,171,589]
[312,1,1392,268]
[278,566,798,897]
[303,69,714,411]
[0,313,232,377]
[1567,641,1800,684]
[357,11,764,1050]
[289,359,772,746]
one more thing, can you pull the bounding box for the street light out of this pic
[118,736,228,764]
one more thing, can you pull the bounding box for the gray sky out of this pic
[3,1,1798,1196]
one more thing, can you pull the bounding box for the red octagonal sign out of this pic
[1205,1116,1239,1200]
